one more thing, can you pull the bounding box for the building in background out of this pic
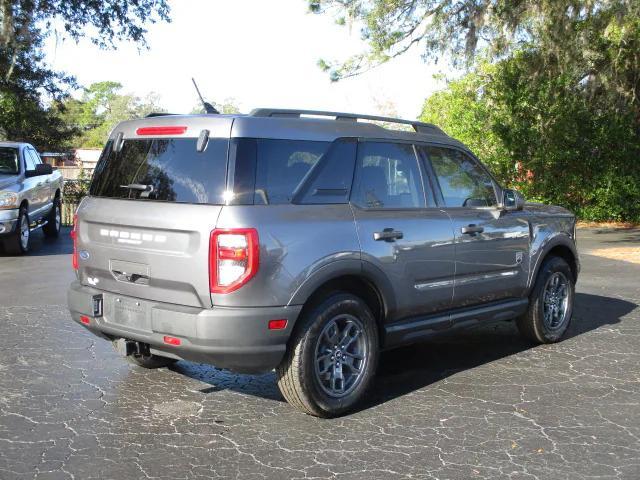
[41,148,100,180]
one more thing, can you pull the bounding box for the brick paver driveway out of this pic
[1,227,639,479]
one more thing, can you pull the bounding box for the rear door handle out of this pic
[461,224,484,235]
[373,228,403,242]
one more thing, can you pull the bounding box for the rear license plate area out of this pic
[107,296,151,331]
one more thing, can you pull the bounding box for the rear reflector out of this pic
[79,315,90,325]
[268,319,288,330]
[71,213,78,270]
[163,335,181,346]
[136,126,187,136]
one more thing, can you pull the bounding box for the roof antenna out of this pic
[192,78,219,114]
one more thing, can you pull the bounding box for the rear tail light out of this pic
[71,213,78,270]
[209,228,259,293]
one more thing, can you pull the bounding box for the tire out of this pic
[111,341,178,369]
[3,207,30,255]
[276,292,379,417]
[517,256,575,343]
[43,197,61,238]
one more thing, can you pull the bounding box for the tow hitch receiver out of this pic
[114,338,151,357]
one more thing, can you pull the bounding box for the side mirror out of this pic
[502,188,525,211]
[25,163,53,178]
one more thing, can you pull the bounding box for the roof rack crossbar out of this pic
[249,108,444,135]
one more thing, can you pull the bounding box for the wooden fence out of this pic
[61,179,90,226]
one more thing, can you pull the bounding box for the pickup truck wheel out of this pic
[3,208,30,255]
[43,197,61,237]
[276,292,379,417]
[517,256,575,343]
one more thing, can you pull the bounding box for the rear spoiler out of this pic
[145,112,180,118]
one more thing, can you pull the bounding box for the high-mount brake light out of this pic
[209,228,259,294]
[71,213,78,270]
[136,126,187,136]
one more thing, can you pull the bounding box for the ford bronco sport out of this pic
[0,142,63,254]
[67,109,579,417]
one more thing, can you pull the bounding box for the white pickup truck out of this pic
[0,142,64,254]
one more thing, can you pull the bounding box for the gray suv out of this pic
[67,109,579,417]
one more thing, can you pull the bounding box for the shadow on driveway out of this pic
[0,226,72,257]
[171,292,637,412]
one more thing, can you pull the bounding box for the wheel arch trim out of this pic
[527,233,579,292]
[287,259,396,322]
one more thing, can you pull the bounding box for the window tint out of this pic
[253,139,329,204]
[24,149,36,171]
[296,138,356,204]
[426,147,497,207]
[0,147,19,174]
[90,138,228,204]
[351,142,425,209]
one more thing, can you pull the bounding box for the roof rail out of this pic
[249,108,445,135]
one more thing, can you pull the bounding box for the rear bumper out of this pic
[0,208,19,236]
[67,281,302,373]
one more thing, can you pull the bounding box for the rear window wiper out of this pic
[119,183,154,198]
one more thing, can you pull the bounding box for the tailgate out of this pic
[76,197,220,308]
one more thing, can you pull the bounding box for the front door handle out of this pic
[461,224,484,235]
[373,228,403,242]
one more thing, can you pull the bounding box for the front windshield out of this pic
[0,147,19,175]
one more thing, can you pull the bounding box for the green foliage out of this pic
[420,69,510,180]
[0,91,74,150]
[0,0,170,150]
[58,82,166,148]
[314,0,640,221]
[190,98,240,115]
[310,0,639,85]
[421,53,640,222]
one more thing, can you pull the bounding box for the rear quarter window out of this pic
[254,139,329,205]
[229,138,356,205]
[90,138,228,204]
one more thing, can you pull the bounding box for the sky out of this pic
[43,0,451,120]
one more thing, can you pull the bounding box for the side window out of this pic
[425,147,497,207]
[351,142,426,209]
[296,138,357,204]
[254,139,330,204]
[29,149,42,165]
[23,149,36,171]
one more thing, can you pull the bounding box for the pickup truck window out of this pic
[28,149,42,165]
[23,149,36,172]
[0,147,19,174]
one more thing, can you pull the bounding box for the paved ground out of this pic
[0,227,639,479]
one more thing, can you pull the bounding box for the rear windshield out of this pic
[90,138,228,204]
[0,147,19,175]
